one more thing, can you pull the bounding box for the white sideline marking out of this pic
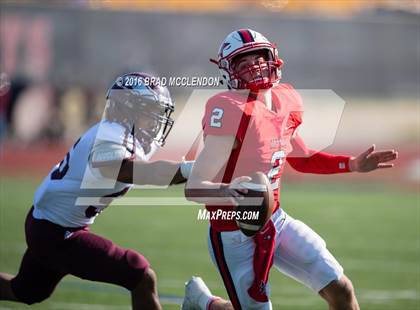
[342,258,419,273]
[359,290,419,301]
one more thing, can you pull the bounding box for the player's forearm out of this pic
[286,151,351,174]
[94,155,194,185]
[288,135,351,174]
[117,159,193,185]
[122,160,175,185]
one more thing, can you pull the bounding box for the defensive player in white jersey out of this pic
[0,72,194,309]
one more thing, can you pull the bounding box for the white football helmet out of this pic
[211,29,283,90]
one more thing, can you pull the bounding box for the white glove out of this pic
[180,157,195,179]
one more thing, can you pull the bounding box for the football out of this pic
[235,172,275,237]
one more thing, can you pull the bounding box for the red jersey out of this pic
[202,83,304,231]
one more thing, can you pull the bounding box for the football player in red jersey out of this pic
[181,29,397,310]
[0,72,194,309]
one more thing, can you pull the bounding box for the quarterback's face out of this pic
[232,50,273,84]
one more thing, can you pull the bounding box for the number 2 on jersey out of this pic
[210,108,224,128]
[268,150,285,190]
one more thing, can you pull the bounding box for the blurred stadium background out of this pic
[0,0,419,309]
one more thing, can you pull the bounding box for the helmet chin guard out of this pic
[211,29,283,91]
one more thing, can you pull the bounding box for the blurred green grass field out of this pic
[0,177,418,310]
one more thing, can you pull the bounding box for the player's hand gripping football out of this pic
[349,144,398,172]
[223,176,252,206]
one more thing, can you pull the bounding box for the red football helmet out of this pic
[211,29,283,91]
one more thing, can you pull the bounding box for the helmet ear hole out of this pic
[220,59,229,69]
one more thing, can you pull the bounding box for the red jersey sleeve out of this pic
[202,94,249,142]
[287,134,351,174]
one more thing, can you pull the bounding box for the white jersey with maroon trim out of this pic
[33,121,158,228]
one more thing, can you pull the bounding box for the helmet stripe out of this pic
[246,29,254,42]
[238,29,254,43]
